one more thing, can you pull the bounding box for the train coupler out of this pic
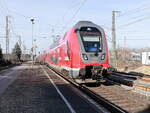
[91,66,106,82]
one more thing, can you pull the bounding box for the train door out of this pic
[67,41,71,67]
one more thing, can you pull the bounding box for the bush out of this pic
[0,59,12,67]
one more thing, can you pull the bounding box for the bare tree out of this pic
[12,43,22,61]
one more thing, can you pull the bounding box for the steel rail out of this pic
[44,64,127,113]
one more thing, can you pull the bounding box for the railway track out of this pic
[85,83,150,113]
[107,71,150,97]
[43,64,126,113]
[44,64,150,113]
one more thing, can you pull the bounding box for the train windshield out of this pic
[80,27,102,52]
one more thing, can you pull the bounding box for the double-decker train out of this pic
[39,21,111,83]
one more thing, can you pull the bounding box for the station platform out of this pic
[0,62,107,113]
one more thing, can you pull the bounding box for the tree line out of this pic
[0,43,22,67]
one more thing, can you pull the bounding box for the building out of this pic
[142,52,150,65]
[131,52,141,61]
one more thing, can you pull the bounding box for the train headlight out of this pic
[101,54,105,60]
[82,54,88,60]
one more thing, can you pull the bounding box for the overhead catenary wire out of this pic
[60,0,88,35]
[1,0,150,51]
[0,0,9,16]
[7,9,32,19]
[9,16,20,37]
[117,2,150,18]
[118,38,150,40]
[0,0,32,51]
[118,14,150,28]
[0,0,31,36]
[95,1,150,28]
[97,1,150,30]
[54,0,85,36]
[61,0,85,21]
[0,0,32,19]
[0,0,9,29]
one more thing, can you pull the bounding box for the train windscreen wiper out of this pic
[94,47,102,56]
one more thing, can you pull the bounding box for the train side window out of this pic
[67,42,70,59]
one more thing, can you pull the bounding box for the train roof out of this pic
[74,21,103,30]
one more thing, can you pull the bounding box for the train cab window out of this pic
[79,27,103,52]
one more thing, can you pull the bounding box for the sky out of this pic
[0,0,150,54]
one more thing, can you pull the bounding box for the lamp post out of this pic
[30,18,34,61]
[34,38,37,58]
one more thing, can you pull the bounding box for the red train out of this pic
[39,21,111,83]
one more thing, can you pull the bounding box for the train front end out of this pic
[70,21,111,83]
